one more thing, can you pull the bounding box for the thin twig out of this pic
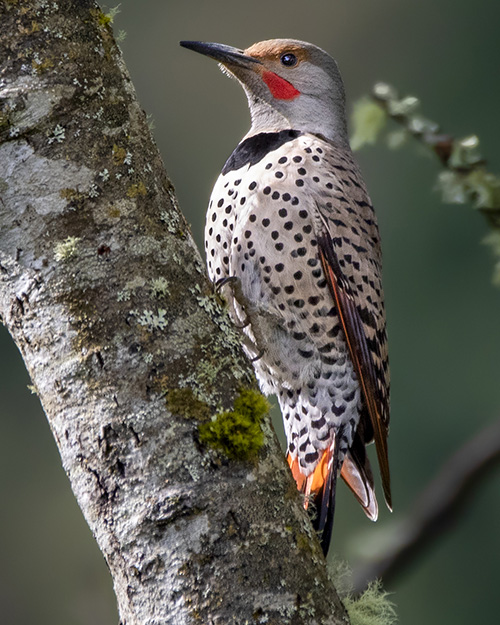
[352,417,500,592]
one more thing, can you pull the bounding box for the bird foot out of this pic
[214,275,266,360]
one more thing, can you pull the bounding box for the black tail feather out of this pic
[312,444,340,556]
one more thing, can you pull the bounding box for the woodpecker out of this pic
[180,39,391,554]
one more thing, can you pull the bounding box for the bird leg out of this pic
[215,276,265,362]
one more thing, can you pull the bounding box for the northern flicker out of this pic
[180,38,392,554]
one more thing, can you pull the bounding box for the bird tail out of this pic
[340,432,378,521]
[287,436,340,556]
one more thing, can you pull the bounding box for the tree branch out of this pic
[352,417,500,592]
[0,2,347,623]
[351,82,500,284]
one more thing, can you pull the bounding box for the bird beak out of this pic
[180,41,262,70]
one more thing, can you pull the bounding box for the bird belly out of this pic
[225,190,361,477]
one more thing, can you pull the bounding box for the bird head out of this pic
[180,39,349,148]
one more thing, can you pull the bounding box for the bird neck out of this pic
[243,90,350,150]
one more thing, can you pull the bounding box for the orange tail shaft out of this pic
[287,440,339,555]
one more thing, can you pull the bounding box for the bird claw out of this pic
[214,276,239,293]
[249,349,264,363]
[215,275,266,361]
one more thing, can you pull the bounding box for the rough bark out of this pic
[0,2,348,624]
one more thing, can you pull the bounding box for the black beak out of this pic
[180,41,262,70]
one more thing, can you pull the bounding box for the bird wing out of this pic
[315,208,392,510]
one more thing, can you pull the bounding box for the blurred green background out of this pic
[2,1,500,623]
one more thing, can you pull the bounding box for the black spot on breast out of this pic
[298,348,313,358]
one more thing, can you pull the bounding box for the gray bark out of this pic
[0,2,348,624]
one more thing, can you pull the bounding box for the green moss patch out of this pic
[198,389,269,461]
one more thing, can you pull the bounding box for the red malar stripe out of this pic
[262,71,300,100]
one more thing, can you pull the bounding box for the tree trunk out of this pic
[0,2,347,623]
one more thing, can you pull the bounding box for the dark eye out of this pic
[280,53,297,67]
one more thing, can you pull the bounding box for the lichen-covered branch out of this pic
[352,416,500,592]
[0,2,347,624]
[351,83,500,284]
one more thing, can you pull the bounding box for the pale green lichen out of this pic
[160,207,184,235]
[94,5,121,27]
[47,123,66,144]
[116,288,131,302]
[198,388,269,461]
[328,558,398,625]
[150,276,170,298]
[54,236,80,261]
[344,581,397,625]
[134,308,168,331]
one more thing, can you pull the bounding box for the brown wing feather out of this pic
[317,228,392,509]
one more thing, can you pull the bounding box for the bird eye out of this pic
[280,53,298,67]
